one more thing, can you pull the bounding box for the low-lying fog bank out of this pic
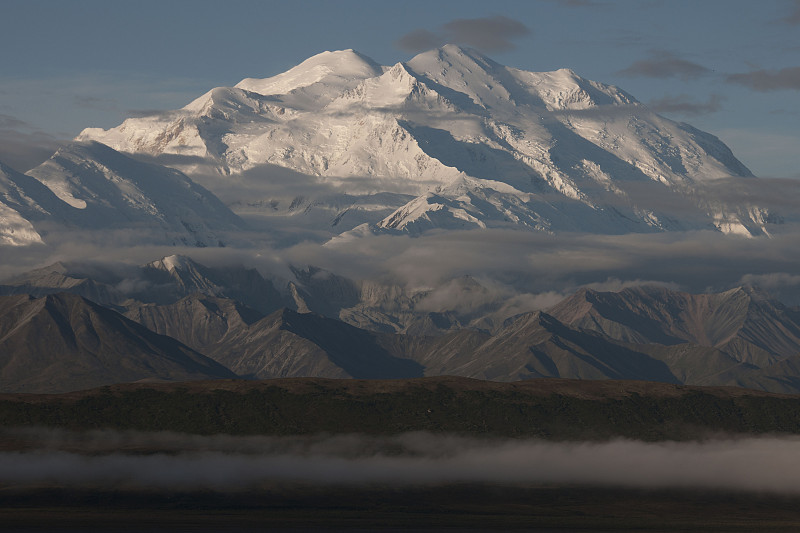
[3,429,800,493]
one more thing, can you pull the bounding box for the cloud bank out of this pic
[6,430,800,493]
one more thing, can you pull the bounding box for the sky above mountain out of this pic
[1,0,798,178]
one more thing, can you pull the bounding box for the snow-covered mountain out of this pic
[24,141,246,246]
[79,45,770,238]
[0,160,74,246]
[1,141,248,248]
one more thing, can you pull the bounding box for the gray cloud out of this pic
[4,172,800,305]
[618,51,712,81]
[0,113,64,172]
[73,94,115,110]
[443,16,531,52]
[726,67,800,91]
[0,114,26,129]
[604,30,646,48]
[648,93,725,116]
[125,109,186,120]
[297,221,800,305]
[395,29,444,54]
[769,108,800,116]
[783,0,800,24]
[396,16,531,54]
[696,176,800,209]
[582,278,681,292]
[738,272,800,291]
[7,429,800,492]
[548,0,601,6]
[413,276,552,321]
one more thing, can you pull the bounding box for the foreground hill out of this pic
[549,285,800,367]
[0,293,236,393]
[130,302,425,379]
[3,376,800,440]
[114,284,800,392]
[123,298,682,383]
[5,256,800,394]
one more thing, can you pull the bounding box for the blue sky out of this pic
[2,0,798,177]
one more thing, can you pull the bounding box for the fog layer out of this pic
[4,430,800,493]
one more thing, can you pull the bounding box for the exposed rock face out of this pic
[548,285,800,367]
[192,307,425,380]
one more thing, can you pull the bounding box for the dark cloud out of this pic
[697,176,800,210]
[739,272,800,291]
[125,109,185,119]
[0,113,63,172]
[769,108,800,116]
[545,0,602,6]
[618,51,712,80]
[73,95,114,110]
[396,16,531,54]
[648,93,725,116]
[604,30,646,48]
[129,152,212,168]
[6,429,800,493]
[726,67,800,91]
[0,114,27,129]
[395,29,444,54]
[782,0,800,24]
[442,16,531,52]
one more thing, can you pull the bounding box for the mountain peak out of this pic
[406,44,503,84]
[235,48,383,97]
[723,285,772,302]
[410,44,496,67]
[160,254,193,272]
[147,254,200,273]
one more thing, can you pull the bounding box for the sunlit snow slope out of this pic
[25,142,245,246]
[79,45,770,238]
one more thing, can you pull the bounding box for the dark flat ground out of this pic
[3,484,800,532]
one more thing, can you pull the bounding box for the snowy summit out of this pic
[0,46,778,247]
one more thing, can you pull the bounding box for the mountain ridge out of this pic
[0,292,236,393]
[4,254,800,394]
